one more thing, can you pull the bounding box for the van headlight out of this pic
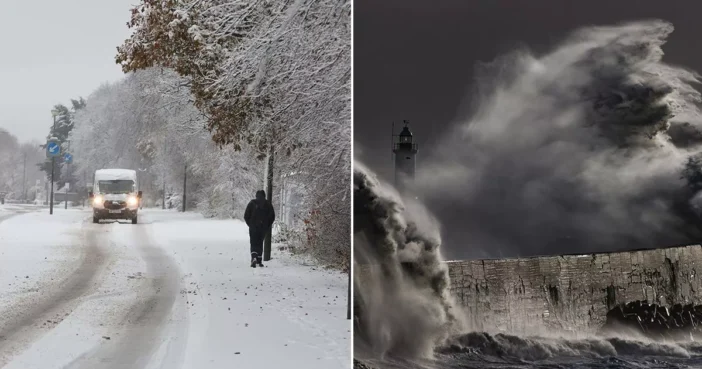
[127,196,138,207]
[93,196,103,206]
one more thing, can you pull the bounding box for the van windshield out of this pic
[98,180,134,194]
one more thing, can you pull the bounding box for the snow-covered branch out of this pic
[113,0,350,267]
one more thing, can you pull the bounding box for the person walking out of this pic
[244,190,275,267]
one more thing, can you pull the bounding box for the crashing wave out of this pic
[353,162,463,359]
[413,19,702,258]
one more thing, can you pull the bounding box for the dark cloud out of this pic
[354,0,702,259]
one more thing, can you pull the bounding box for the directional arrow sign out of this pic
[46,141,61,158]
[63,152,73,164]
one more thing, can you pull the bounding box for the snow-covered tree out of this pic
[70,69,263,214]
[38,102,85,187]
[112,0,351,268]
[0,129,45,201]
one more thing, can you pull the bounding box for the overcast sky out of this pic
[0,0,135,143]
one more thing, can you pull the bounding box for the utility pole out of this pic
[263,146,274,261]
[21,152,26,202]
[49,112,57,215]
[182,164,187,212]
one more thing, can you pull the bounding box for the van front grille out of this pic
[104,200,126,210]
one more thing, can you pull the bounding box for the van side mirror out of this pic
[137,191,143,198]
[89,191,94,198]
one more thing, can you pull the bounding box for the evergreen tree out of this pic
[37,100,85,187]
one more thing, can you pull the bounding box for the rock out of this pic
[601,300,702,340]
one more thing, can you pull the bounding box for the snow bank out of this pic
[146,209,351,369]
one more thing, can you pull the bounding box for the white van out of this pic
[89,169,142,224]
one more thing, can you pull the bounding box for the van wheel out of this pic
[93,216,99,224]
[132,216,138,225]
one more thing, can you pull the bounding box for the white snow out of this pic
[0,208,350,369]
[147,210,350,368]
[94,168,138,182]
[0,210,87,303]
[0,209,146,367]
[0,204,34,216]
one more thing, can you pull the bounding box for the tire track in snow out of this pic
[65,216,184,369]
[0,220,109,366]
[0,213,17,223]
[0,207,36,226]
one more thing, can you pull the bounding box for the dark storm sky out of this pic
[354,0,702,175]
[354,0,702,258]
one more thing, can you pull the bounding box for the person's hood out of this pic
[256,190,266,200]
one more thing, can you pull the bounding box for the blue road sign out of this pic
[64,152,73,164]
[46,141,61,158]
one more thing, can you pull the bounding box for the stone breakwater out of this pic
[446,244,702,334]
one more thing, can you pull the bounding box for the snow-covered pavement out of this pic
[0,204,37,221]
[0,208,350,369]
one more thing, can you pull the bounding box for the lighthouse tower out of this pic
[392,120,418,194]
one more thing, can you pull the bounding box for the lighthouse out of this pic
[392,120,418,194]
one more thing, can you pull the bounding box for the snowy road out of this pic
[0,204,36,222]
[0,207,350,369]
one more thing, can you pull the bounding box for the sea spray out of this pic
[414,20,702,258]
[353,162,463,359]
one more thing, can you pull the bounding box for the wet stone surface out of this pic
[602,300,702,340]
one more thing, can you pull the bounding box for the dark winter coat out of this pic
[244,190,275,232]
